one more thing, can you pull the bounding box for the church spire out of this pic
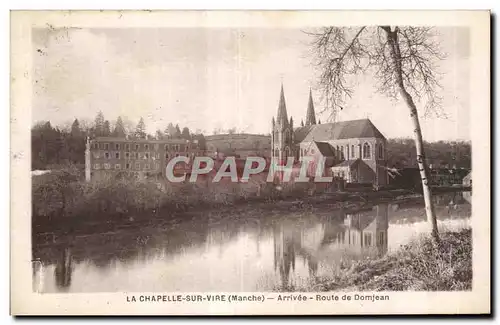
[305,88,317,126]
[276,83,289,128]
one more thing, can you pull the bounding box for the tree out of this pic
[227,127,237,135]
[181,127,191,140]
[175,124,181,138]
[70,119,81,137]
[195,133,207,151]
[112,116,127,137]
[134,117,147,139]
[103,120,111,137]
[165,123,177,138]
[309,26,444,243]
[155,129,164,140]
[93,111,105,136]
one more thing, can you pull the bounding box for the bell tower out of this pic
[271,84,293,164]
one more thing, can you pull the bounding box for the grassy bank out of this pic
[32,168,327,231]
[309,229,472,291]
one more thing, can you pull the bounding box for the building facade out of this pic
[271,85,389,187]
[85,136,204,181]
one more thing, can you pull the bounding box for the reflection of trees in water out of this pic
[389,192,471,223]
[54,247,73,290]
[272,204,389,289]
[273,223,300,290]
[34,217,213,270]
[34,209,275,277]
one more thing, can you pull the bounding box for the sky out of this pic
[32,27,470,141]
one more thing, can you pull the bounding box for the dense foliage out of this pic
[386,138,471,169]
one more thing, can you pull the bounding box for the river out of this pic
[32,191,471,293]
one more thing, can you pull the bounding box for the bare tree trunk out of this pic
[383,27,440,243]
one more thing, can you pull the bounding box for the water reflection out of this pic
[33,192,471,293]
[54,247,73,290]
[272,205,389,290]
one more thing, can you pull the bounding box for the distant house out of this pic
[389,167,471,190]
[463,172,472,187]
[429,168,470,187]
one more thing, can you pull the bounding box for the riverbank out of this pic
[307,228,472,292]
[32,168,470,236]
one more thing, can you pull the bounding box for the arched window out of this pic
[346,145,350,160]
[340,146,344,160]
[285,146,290,159]
[378,143,384,159]
[274,148,279,157]
[285,129,290,143]
[351,145,355,159]
[363,143,371,159]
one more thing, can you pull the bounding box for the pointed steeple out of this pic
[305,88,317,126]
[276,83,289,128]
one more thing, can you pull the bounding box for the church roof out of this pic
[293,125,314,142]
[295,119,385,143]
[313,141,336,157]
[333,159,361,168]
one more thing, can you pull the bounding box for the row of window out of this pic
[93,162,160,170]
[92,143,187,151]
[295,143,384,160]
[93,151,199,160]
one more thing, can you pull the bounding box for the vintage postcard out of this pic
[10,10,490,315]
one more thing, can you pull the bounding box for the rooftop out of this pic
[295,119,386,143]
[91,136,188,143]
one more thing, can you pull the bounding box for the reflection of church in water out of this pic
[273,204,389,289]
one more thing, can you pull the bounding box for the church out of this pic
[271,84,389,187]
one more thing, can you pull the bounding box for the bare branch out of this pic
[308,26,372,121]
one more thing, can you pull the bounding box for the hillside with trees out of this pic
[386,138,471,170]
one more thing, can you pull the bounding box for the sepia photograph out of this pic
[10,10,490,315]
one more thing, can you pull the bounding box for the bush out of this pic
[32,172,318,230]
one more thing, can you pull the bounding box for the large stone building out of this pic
[85,136,203,181]
[271,84,389,186]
